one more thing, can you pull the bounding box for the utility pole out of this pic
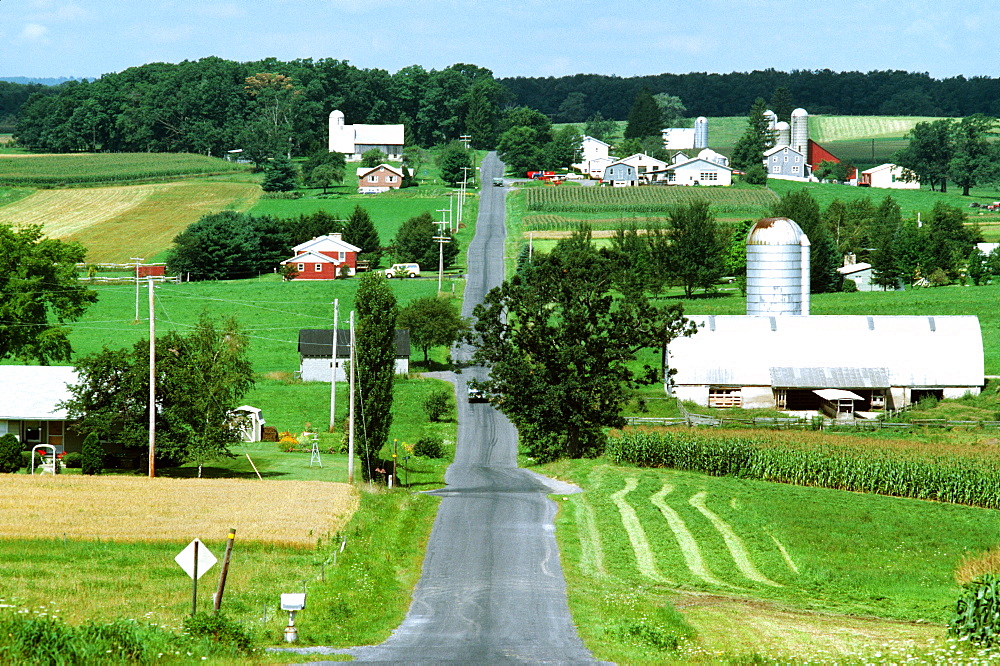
[348,310,356,485]
[459,134,471,150]
[329,299,339,433]
[460,166,472,226]
[148,277,156,478]
[131,257,144,322]
[434,217,451,293]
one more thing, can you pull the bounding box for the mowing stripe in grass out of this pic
[769,533,800,575]
[575,471,608,578]
[688,491,782,588]
[610,478,671,583]
[650,483,738,589]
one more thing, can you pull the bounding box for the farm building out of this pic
[328,110,404,162]
[572,136,612,178]
[280,233,361,280]
[666,315,984,413]
[0,366,83,453]
[356,164,412,194]
[619,153,669,175]
[859,163,920,189]
[661,116,708,150]
[602,161,638,187]
[838,261,876,291]
[297,329,411,381]
[763,145,809,180]
[666,157,733,186]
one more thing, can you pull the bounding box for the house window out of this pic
[368,175,378,183]
[339,252,345,261]
[792,166,799,173]
[708,388,742,408]
[772,156,778,163]
[700,172,718,181]
[783,155,788,163]
[638,166,646,173]
[794,156,799,162]
[314,264,322,272]
[667,173,676,182]
[24,421,43,444]
[772,165,780,174]
[387,175,397,183]
[297,263,304,272]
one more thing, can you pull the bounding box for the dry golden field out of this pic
[0,180,260,262]
[0,476,358,547]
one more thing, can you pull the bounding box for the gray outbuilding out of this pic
[298,329,411,382]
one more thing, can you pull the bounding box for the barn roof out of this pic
[0,366,78,420]
[352,124,405,146]
[668,315,983,389]
[298,329,411,358]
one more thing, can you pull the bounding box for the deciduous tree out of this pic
[948,114,1000,196]
[397,296,469,364]
[438,142,472,185]
[893,119,954,192]
[392,211,458,269]
[664,200,726,296]
[0,225,95,364]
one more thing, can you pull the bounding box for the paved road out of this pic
[336,153,597,664]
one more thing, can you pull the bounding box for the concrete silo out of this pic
[790,108,809,158]
[764,109,777,132]
[694,116,709,149]
[775,121,791,147]
[746,217,810,316]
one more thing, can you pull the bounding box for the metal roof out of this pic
[813,389,864,401]
[668,315,984,389]
[298,329,411,358]
[770,366,889,389]
[0,366,78,420]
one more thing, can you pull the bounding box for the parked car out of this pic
[385,263,420,278]
[467,384,488,403]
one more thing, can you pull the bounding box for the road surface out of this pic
[329,153,597,663]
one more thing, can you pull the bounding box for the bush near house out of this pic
[0,433,22,473]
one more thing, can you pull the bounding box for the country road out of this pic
[333,153,597,663]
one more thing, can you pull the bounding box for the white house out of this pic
[572,136,612,178]
[329,110,405,162]
[0,366,82,453]
[859,163,920,189]
[666,158,733,186]
[763,145,810,180]
[618,153,669,176]
[666,315,984,412]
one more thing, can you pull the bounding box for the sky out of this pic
[1,0,999,81]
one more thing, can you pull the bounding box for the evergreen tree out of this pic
[465,81,501,149]
[260,155,297,192]
[392,212,458,269]
[624,87,662,139]
[870,196,903,289]
[731,98,773,172]
[81,432,103,475]
[0,433,22,473]
[438,142,472,185]
[773,190,839,293]
[353,272,397,481]
[342,205,383,268]
[769,86,794,123]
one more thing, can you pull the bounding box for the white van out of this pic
[385,263,420,278]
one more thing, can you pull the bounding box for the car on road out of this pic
[467,385,488,402]
[492,177,504,187]
[385,263,420,278]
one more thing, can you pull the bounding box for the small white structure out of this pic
[666,157,733,187]
[298,329,410,382]
[859,163,920,189]
[0,366,79,453]
[838,262,875,291]
[328,110,404,162]
[230,406,266,443]
[697,148,729,167]
[572,136,612,178]
[667,315,985,411]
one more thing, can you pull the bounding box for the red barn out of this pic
[280,233,362,280]
[808,140,857,180]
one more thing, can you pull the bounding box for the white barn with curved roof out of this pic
[667,315,984,412]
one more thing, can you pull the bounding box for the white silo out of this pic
[746,217,810,316]
[328,109,355,154]
[764,109,777,133]
[790,108,809,158]
[775,121,791,147]
[694,116,709,149]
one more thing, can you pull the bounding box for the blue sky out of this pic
[1,0,997,80]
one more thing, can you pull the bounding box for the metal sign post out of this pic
[175,538,217,616]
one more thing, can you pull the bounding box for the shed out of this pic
[837,262,874,291]
[298,329,411,381]
[859,163,919,189]
[666,315,984,411]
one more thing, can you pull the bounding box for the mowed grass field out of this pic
[0,179,261,262]
[545,458,1000,662]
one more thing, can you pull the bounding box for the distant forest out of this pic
[8,62,1000,152]
[500,69,1000,121]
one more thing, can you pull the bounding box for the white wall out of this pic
[301,357,408,382]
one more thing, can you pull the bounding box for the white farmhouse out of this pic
[329,110,405,162]
[859,163,920,189]
[572,136,612,178]
[763,145,809,180]
[666,157,733,186]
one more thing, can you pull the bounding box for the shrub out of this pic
[0,433,22,473]
[62,452,82,469]
[951,574,1000,647]
[743,164,768,185]
[414,437,444,459]
[423,388,453,422]
[277,431,299,452]
[182,612,257,657]
[841,278,858,292]
[81,432,103,475]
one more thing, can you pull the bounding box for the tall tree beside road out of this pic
[948,114,999,196]
[465,79,502,149]
[352,272,398,481]
[438,142,472,186]
[470,227,695,463]
[392,211,459,269]
[893,119,954,192]
[342,205,383,268]
[0,225,95,364]
[731,97,773,172]
[624,87,662,139]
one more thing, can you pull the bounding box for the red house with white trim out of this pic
[280,233,361,280]
[356,164,411,194]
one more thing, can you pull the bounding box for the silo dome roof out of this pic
[775,121,790,130]
[747,217,810,245]
[791,107,808,117]
[696,116,707,123]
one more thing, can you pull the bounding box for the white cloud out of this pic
[18,23,51,44]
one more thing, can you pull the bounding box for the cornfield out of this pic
[606,430,1000,510]
[0,153,247,186]
[525,186,777,215]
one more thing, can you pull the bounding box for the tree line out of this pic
[14,57,508,157]
[501,69,1000,122]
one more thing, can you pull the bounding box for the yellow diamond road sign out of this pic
[174,538,217,580]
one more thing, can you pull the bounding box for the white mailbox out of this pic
[281,593,306,611]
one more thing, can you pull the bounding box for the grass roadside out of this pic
[541,457,1000,662]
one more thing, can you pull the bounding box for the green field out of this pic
[524,183,778,216]
[0,152,248,186]
[546,458,996,662]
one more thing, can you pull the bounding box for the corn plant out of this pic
[950,574,1000,647]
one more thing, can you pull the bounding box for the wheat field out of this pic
[0,476,358,547]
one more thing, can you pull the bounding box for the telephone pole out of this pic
[329,299,339,433]
[348,310,356,485]
[434,216,451,293]
[148,277,156,478]
[131,257,144,322]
